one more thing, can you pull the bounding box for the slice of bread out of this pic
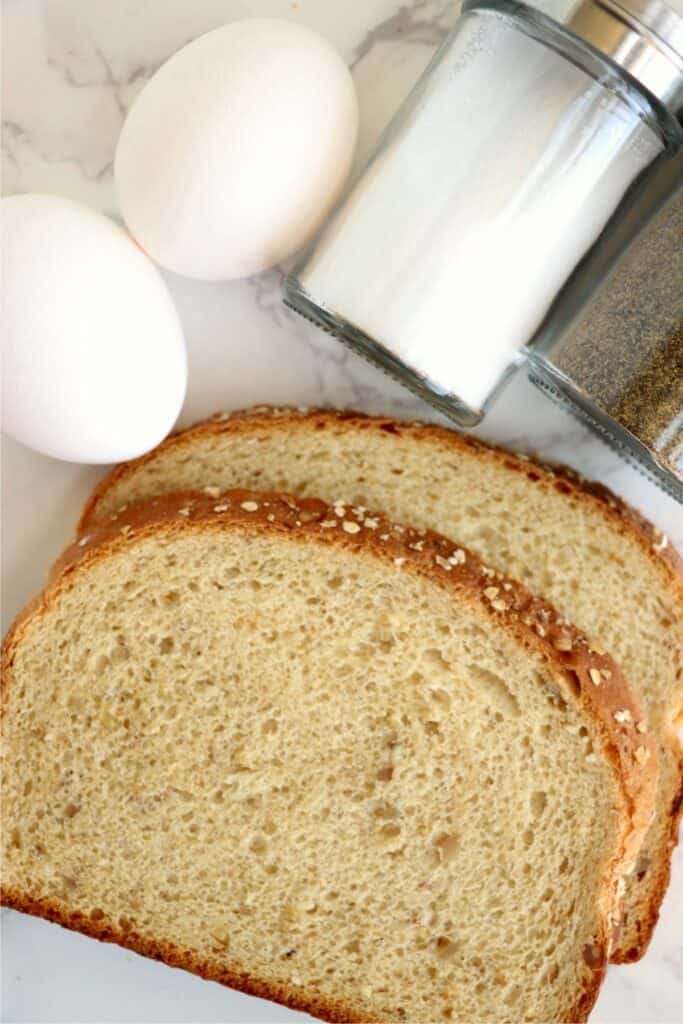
[79,406,683,963]
[2,490,656,1024]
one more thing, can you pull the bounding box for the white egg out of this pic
[2,194,187,464]
[114,18,358,281]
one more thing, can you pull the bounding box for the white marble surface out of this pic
[1,1,681,1021]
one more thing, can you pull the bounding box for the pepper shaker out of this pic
[528,182,682,498]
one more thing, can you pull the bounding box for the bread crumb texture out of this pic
[1,493,653,1023]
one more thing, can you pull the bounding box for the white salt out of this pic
[298,12,662,412]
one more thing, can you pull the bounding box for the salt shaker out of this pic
[284,0,683,425]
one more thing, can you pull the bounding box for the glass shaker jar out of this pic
[284,0,683,425]
[528,181,682,499]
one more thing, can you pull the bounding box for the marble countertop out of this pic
[2,1,681,1021]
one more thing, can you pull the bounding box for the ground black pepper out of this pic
[553,188,682,483]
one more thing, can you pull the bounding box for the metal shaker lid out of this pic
[567,0,683,115]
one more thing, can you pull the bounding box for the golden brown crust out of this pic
[3,487,646,1022]
[0,889,373,1024]
[0,887,601,1024]
[78,404,683,585]
[613,745,683,963]
[76,404,683,965]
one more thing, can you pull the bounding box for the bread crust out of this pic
[3,488,658,1021]
[0,889,372,1024]
[0,888,601,1024]
[76,405,683,962]
[78,405,683,584]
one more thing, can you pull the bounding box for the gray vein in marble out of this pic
[351,0,456,65]
[2,121,25,169]
[3,126,114,188]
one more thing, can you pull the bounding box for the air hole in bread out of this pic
[434,936,459,959]
[379,822,402,842]
[248,834,268,855]
[505,985,522,1006]
[431,832,459,864]
[423,649,450,672]
[424,721,442,738]
[530,791,547,817]
[467,664,520,716]
[546,963,560,983]
[373,801,399,820]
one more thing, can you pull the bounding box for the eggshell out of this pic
[114,18,358,281]
[2,194,187,463]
